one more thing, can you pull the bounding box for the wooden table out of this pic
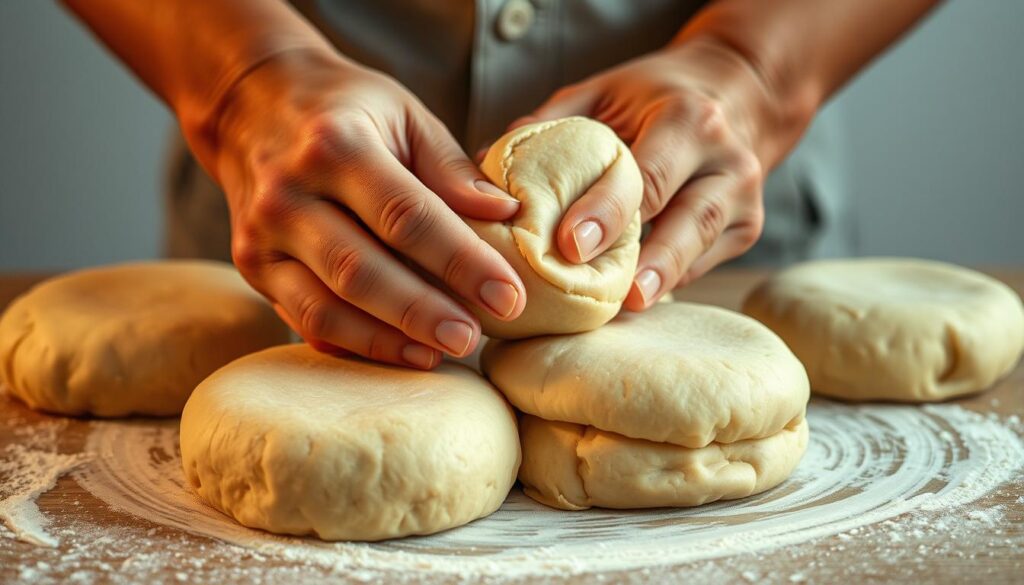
[1,268,1022,584]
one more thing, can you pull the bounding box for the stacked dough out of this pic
[467,116,643,339]
[743,258,1024,402]
[0,261,290,416]
[482,302,810,510]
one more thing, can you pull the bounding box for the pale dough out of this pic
[180,344,521,541]
[518,414,808,510]
[469,116,643,339]
[742,258,1024,402]
[0,261,289,416]
[482,302,809,448]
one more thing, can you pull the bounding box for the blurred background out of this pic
[0,1,1021,271]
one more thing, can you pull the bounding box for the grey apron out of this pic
[165,0,852,265]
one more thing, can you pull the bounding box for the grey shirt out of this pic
[166,0,852,264]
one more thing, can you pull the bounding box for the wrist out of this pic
[664,34,821,169]
[178,44,349,179]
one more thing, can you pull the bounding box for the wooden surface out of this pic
[1,268,1022,584]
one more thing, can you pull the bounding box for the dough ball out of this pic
[742,258,1024,402]
[469,116,643,339]
[0,261,289,416]
[180,344,521,541]
[518,414,808,510]
[482,302,809,448]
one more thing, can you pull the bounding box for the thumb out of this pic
[410,109,521,221]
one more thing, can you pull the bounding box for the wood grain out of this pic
[1,268,1021,584]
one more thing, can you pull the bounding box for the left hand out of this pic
[509,37,777,310]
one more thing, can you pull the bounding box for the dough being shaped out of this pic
[0,261,289,416]
[482,303,809,448]
[742,258,1024,402]
[180,344,521,541]
[469,116,643,339]
[519,414,808,510]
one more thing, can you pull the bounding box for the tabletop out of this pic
[1,267,1022,585]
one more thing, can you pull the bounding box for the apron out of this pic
[164,0,852,264]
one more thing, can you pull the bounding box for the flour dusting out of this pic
[57,400,1023,582]
[0,418,89,547]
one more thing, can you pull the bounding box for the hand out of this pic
[210,49,527,368]
[511,38,774,309]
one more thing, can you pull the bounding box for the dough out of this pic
[468,116,643,339]
[742,258,1024,402]
[0,261,289,416]
[180,344,521,541]
[482,302,809,448]
[518,415,808,510]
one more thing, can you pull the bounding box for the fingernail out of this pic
[402,343,437,369]
[480,280,519,319]
[633,269,662,307]
[572,220,604,262]
[435,320,474,356]
[474,180,518,203]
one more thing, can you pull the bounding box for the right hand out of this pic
[208,49,527,369]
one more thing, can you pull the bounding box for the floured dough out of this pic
[482,302,809,448]
[469,116,643,339]
[0,261,289,416]
[742,258,1024,402]
[180,344,520,541]
[518,414,808,510]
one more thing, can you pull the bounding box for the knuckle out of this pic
[693,195,728,252]
[733,151,764,191]
[325,245,377,300]
[694,98,728,142]
[295,295,330,340]
[639,156,674,217]
[442,239,481,288]
[378,190,435,249]
[736,208,765,251]
[249,167,298,224]
[398,295,431,334]
[230,231,263,275]
[362,329,394,363]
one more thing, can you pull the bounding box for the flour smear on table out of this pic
[2,399,1023,581]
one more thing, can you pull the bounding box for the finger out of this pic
[506,86,597,131]
[265,259,442,369]
[630,111,706,222]
[335,144,528,324]
[624,174,734,311]
[679,222,762,286]
[409,110,520,221]
[282,202,483,358]
[555,150,644,263]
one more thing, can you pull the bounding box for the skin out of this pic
[62,0,937,368]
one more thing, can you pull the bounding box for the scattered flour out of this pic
[0,418,88,547]
[2,400,1022,583]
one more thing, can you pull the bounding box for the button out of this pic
[496,0,535,42]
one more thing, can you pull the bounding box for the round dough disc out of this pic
[0,261,290,416]
[481,302,809,448]
[742,258,1024,402]
[469,116,643,339]
[180,344,521,541]
[519,414,808,510]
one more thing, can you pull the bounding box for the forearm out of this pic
[674,0,940,166]
[61,0,339,169]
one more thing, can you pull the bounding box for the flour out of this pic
[0,418,88,547]
[55,400,1022,582]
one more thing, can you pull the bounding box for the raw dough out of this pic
[519,414,808,510]
[180,344,521,541]
[482,302,809,448]
[0,261,289,416]
[468,116,643,339]
[742,258,1024,402]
